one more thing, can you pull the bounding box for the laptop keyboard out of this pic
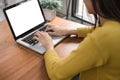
[22,26,47,46]
[22,33,38,46]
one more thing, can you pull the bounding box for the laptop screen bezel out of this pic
[3,0,46,41]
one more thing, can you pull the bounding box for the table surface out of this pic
[0,17,84,80]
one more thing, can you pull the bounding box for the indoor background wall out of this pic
[0,0,24,21]
[6,0,24,6]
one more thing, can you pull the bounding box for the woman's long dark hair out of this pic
[91,0,120,26]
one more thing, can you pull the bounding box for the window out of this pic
[72,0,95,24]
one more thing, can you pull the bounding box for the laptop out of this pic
[3,0,66,54]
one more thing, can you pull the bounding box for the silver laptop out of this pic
[3,0,66,54]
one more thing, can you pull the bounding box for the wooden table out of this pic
[0,17,84,80]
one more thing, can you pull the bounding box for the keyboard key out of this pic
[22,26,47,45]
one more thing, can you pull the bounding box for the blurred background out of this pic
[0,0,94,25]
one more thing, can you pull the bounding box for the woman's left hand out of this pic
[33,31,54,50]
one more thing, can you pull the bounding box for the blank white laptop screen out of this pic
[5,0,45,37]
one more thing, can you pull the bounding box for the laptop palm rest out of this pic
[17,36,66,54]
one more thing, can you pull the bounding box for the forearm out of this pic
[65,26,94,37]
[44,50,74,80]
[65,29,78,35]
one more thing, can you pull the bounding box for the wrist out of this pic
[45,43,54,50]
[65,29,77,35]
[46,46,54,50]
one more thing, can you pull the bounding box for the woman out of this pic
[34,0,120,80]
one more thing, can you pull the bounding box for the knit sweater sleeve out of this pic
[44,33,109,80]
[77,26,94,37]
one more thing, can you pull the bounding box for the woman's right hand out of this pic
[45,24,70,36]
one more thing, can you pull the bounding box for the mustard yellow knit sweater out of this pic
[44,21,120,80]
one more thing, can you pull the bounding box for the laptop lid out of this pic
[3,0,46,40]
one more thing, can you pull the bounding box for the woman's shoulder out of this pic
[91,20,120,37]
[87,20,120,48]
